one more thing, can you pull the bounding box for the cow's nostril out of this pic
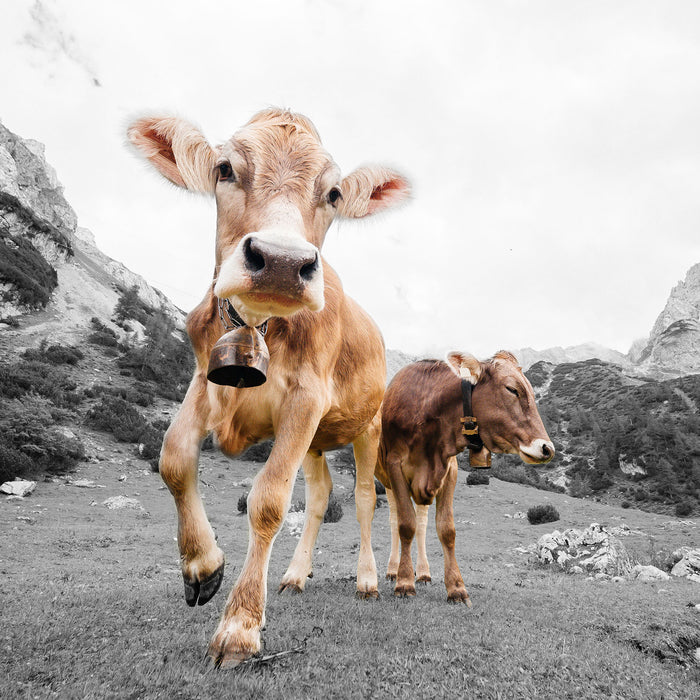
[541,443,554,458]
[244,238,265,273]
[299,252,319,282]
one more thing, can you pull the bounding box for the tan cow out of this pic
[127,109,409,666]
[376,351,554,602]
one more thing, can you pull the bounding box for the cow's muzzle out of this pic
[519,439,555,464]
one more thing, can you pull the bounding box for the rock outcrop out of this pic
[638,263,700,377]
[0,121,184,340]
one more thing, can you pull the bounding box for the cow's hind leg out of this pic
[386,454,416,597]
[353,413,380,599]
[385,488,400,580]
[160,374,224,607]
[436,457,471,605]
[415,504,432,583]
[208,396,324,667]
[279,450,332,592]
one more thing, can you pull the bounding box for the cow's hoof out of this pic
[356,587,379,600]
[278,581,304,594]
[394,583,416,598]
[386,573,397,581]
[208,621,261,669]
[184,561,225,607]
[447,588,472,606]
[416,574,432,584]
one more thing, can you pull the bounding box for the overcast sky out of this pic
[2,0,700,358]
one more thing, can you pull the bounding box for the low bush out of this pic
[323,493,343,523]
[240,440,273,463]
[675,501,693,517]
[21,341,84,366]
[0,395,85,480]
[621,501,632,509]
[0,359,81,408]
[466,470,490,486]
[238,492,248,514]
[527,504,560,525]
[375,479,386,495]
[0,232,58,309]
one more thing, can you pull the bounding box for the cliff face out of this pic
[0,121,183,342]
[637,263,700,377]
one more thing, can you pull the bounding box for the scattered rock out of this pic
[102,496,142,510]
[67,479,104,489]
[285,510,305,537]
[670,548,700,583]
[535,523,630,575]
[631,565,670,582]
[513,511,526,519]
[118,475,127,482]
[233,477,254,488]
[0,479,37,497]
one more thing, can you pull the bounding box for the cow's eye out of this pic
[506,386,519,397]
[327,187,342,206]
[218,162,235,182]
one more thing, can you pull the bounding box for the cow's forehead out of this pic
[222,119,335,199]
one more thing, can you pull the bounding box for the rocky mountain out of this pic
[515,263,700,377]
[0,120,183,347]
[635,262,700,377]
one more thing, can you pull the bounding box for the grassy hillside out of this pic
[526,359,700,517]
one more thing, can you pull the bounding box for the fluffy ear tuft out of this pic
[338,165,411,218]
[446,351,482,384]
[127,116,217,194]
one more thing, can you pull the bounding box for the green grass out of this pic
[1,454,698,699]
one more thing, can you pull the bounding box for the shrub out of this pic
[0,395,85,479]
[21,341,83,365]
[88,317,119,347]
[0,359,81,408]
[621,501,632,509]
[466,470,490,486]
[87,396,151,443]
[0,232,58,308]
[675,501,693,517]
[375,479,386,495]
[527,504,560,525]
[240,440,273,462]
[238,492,248,514]
[323,493,343,523]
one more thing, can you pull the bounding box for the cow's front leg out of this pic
[415,504,432,583]
[208,393,324,667]
[353,412,380,598]
[436,457,471,605]
[279,450,332,592]
[160,374,224,606]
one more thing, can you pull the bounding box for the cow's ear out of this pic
[446,352,482,384]
[493,350,521,368]
[337,165,411,218]
[127,116,217,194]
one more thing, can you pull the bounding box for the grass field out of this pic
[2,437,699,699]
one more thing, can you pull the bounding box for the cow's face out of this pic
[128,110,410,327]
[447,351,555,464]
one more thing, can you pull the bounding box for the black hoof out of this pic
[183,562,225,607]
[198,564,225,606]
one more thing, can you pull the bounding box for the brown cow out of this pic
[127,109,410,666]
[376,351,554,602]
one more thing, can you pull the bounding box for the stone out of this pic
[68,479,104,489]
[670,548,700,583]
[103,496,142,510]
[285,510,305,537]
[534,523,631,576]
[631,564,670,582]
[0,479,36,497]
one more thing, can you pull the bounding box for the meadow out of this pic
[1,437,698,699]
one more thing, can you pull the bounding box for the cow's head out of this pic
[446,350,555,464]
[128,109,410,327]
